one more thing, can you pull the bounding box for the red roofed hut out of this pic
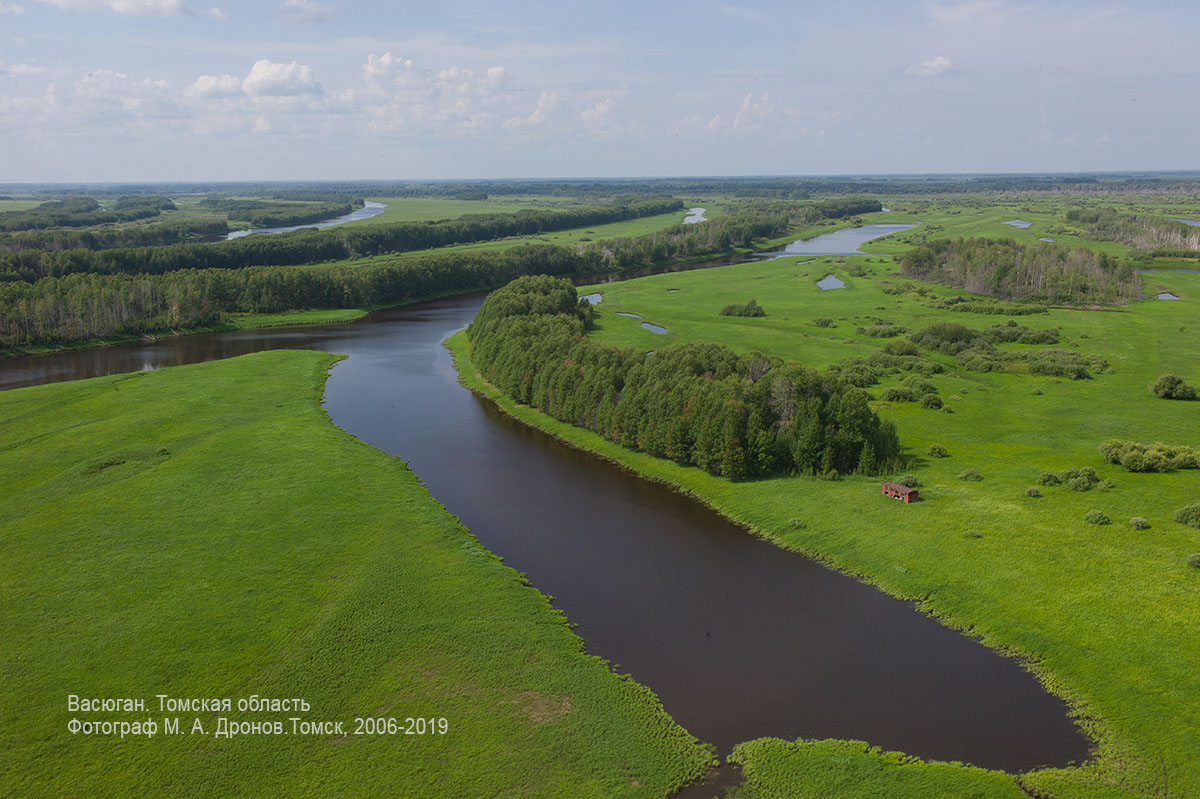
[881,481,919,503]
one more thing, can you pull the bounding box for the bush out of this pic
[1026,487,1040,498]
[897,474,921,488]
[1152,374,1198,400]
[1188,553,1200,569]
[1099,439,1200,473]
[1067,476,1094,492]
[882,339,919,356]
[721,299,766,317]
[1129,517,1149,529]
[928,444,949,458]
[1084,510,1111,525]
[958,469,983,481]
[1174,504,1200,529]
[920,394,944,410]
[964,529,983,539]
[787,518,807,530]
[880,387,918,402]
[861,324,905,338]
[1038,472,1062,486]
[813,317,834,328]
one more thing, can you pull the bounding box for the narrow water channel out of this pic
[0,228,1091,771]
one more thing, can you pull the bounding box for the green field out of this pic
[454,247,1200,797]
[0,351,712,797]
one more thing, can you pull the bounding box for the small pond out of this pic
[1004,219,1033,229]
[1039,237,1054,242]
[580,293,603,305]
[1157,292,1180,300]
[617,311,643,318]
[1170,218,1200,227]
[640,322,668,334]
[683,208,707,224]
[817,275,847,290]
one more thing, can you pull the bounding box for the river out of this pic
[0,227,1090,771]
[220,200,386,240]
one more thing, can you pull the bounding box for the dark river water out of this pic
[0,230,1091,772]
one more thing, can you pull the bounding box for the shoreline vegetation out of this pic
[451,249,1200,798]
[0,350,714,797]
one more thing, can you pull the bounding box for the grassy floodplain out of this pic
[454,241,1200,796]
[0,350,713,796]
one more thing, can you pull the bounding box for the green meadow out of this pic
[454,242,1200,796]
[0,351,712,797]
[350,195,567,225]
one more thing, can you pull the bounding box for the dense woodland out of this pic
[1066,207,1200,256]
[0,206,829,349]
[467,275,901,480]
[899,237,1142,304]
[0,196,682,282]
[0,196,175,232]
[0,219,231,253]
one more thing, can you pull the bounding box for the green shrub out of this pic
[896,474,921,488]
[940,405,954,413]
[1038,472,1062,486]
[1188,553,1200,568]
[721,299,766,317]
[920,394,944,409]
[880,387,918,402]
[1067,476,1094,492]
[1174,504,1200,529]
[1152,374,1198,400]
[958,469,983,481]
[1026,487,1041,498]
[1129,517,1149,529]
[882,339,919,356]
[813,317,834,328]
[787,518,807,530]
[964,529,983,539]
[1100,439,1200,473]
[1084,510,1111,525]
[928,444,948,458]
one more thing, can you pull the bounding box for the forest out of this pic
[0,206,808,349]
[0,196,175,232]
[467,275,901,480]
[899,237,1142,304]
[0,195,683,282]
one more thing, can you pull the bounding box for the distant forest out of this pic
[899,238,1142,305]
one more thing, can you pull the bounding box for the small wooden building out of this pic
[881,481,919,503]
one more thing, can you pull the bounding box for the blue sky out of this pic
[1,0,1197,181]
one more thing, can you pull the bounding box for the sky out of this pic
[0,0,1197,182]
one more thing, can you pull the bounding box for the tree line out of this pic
[1065,207,1200,256]
[899,237,1142,305]
[0,196,684,282]
[0,218,231,253]
[0,196,175,233]
[467,275,901,480]
[198,198,362,228]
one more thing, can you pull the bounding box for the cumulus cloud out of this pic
[186,72,240,97]
[240,59,321,97]
[0,2,25,13]
[204,5,224,20]
[905,55,957,77]
[275,0,333,23]
[252,114,270,133]
[37,0,190,14]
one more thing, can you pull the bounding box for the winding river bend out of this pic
[0,228,1091,771]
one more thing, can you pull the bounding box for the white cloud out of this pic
[204,5,224,20]
[0,62,47,75]
[0,2,25,14]
[252,114,270,133]
[275,0,333,24]
[241,59,321,97]
[37,0,190,14]
[186,72,240,97]
[905,55,957,78]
